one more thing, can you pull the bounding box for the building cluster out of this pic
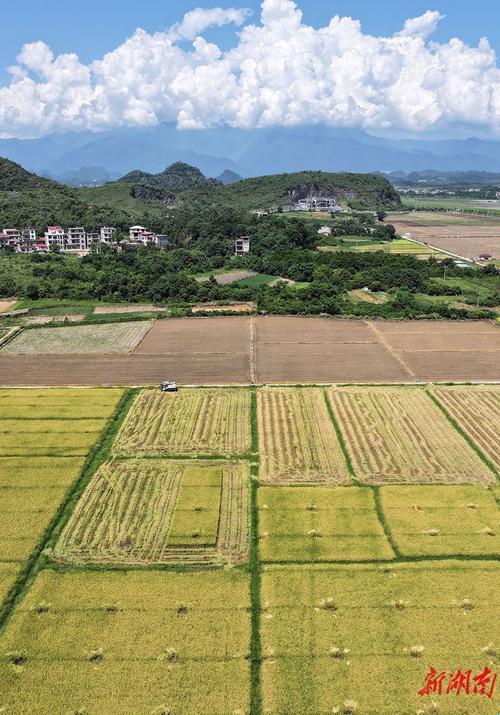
[0,225,170,255]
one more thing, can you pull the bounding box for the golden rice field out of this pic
[328,386,495,485]
[380,485,500,557]
[261,560,499,714]
[432,385,500,472]
[258,486,394,562]
[257,387,350,484]
[54,460,250,565]
[0,383,499,713]
[114,387,251,456]
[0,569,250,714]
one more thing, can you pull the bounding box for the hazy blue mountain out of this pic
[2,124,500,178]
[217,169,242,184]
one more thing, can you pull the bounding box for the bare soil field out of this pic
[0,317,498,385]
[256,316,376,344]
[255,342,411,383]
[0,352,251,385]
[389,212,500,259]
[135,316,250,354]
[195,270,257,284]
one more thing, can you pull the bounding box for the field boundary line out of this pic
[249,466,263,715]
[426,389,499,480]
[249,316,256,384]
[371,487,401,559]
[322,388,358,484]
[364,321,417,379]
[130,318,156,353]
[0,388,137,636]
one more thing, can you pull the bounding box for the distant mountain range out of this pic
[2,124,500,184]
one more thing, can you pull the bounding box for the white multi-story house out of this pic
[129,225,147,241]
[100,226,116,242]
[66,227,87,252]
[85,232,100,250]
[3,228,21,241]
[44,226,65,251]
[22,229,37,242]
[235,236,251,256]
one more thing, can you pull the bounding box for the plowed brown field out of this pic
[0,317,497,385]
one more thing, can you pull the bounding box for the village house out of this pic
[235,236,251,256]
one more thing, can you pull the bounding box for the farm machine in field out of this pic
[160,380,178,392]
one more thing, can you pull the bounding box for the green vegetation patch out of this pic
[379,485,500,557]
[261,560,500,714]
[1,321,152,354]
[258,486,394,562]
[0,569,251,714]
[0,563,18,604]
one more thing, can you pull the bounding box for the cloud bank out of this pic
[1,0,499,138]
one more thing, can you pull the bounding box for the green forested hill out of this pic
[180,171,402,210]
[0,158,173,233]
[117,161,218,193]
[0,158,401,234]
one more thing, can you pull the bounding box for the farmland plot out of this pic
[114,387,251,456]
[0,569,250,714]
[432,385,500,472]
[258,486,394,562]
[328,386,495,484]
[0,388,122,606]
[1,321,152,354]
[380,485,500,557]
[257,387,350,484]
[54,459,250,565]
[261,560,500,714]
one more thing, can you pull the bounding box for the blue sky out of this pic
[1,0,499,74]
[1,0,499,139]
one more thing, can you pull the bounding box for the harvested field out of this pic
[261,560,500,714]
[54,459,250,565]
[432,385,500,471]
[258,486,394,562]
[114,387,251,456]
[257,387,350,484]
[328,387,495,484]
[1,321,152,354]
[0,300,16,314]
[22,314,85,325]
[196,270,257,284]
[0,569,250,713]
[389,211,500,260]
[370,319,498,335]
[380,485,500,557]
[93,304,165,314]
[191,302,255,314]
[135,316,250,354]
[256,316,376,344]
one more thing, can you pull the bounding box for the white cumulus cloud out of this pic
[0,0,499,138]
[168,6,252,41]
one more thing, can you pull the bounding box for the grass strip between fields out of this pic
[249,467,263,715]
[426,389,499,481]
[372,487,401,558]
[0,388,136,636]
